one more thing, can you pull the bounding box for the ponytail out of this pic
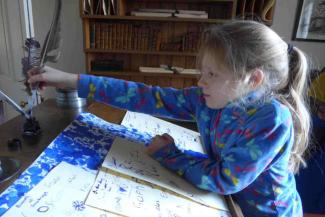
[278,46,311,174]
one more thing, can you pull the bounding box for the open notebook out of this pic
[85,112,231,216]
[86,137,230,216]
[120,111,205,153]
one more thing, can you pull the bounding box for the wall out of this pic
[272,0,325,68]
[0,0,29,122]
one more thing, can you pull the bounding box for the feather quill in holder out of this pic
[21,0,62,95]
[22,39,41,95]
[20,0,62,137]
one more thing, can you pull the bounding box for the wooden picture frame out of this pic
[293,0,325,42]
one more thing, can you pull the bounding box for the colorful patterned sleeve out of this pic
[150,103,293,194]
[77,74,201,120]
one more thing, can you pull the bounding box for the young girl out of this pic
[28,20,310,216]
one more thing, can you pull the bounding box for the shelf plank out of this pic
[81,15,229,24]
[89,70,199,79]
[85,49,197,56]
[126,0,236,2]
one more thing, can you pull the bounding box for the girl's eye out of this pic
[208,72,216,77]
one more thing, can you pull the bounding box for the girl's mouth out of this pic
[203,94,210,98]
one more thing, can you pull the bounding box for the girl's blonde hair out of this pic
[197,20,310,174]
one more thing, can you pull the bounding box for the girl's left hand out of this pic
[146,133,174,155]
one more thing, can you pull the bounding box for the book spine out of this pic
[116,23,120,50]
[156,29,162,51]
[112,23,117,50]
[95,22,101,49]
[104,22,109,49]
[148,26,153,51]
[123,23,128,50]
[120,23,124,50]
[127,24,132,50]
[144,26,149,51]
[135,25,139,50]
[100,22,106,49]
[141,26,145,51]
[90,21,95,48]
[108,23,112,50]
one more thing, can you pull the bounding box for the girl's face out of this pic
[198,53,241,109]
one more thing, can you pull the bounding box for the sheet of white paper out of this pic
[86,168,231,217]
[101,137,229,211]
[2,162,118,217]
[121,111,205,153]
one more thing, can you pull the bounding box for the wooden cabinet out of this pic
[79,0,238,88]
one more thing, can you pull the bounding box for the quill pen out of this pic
[22,0,62,96]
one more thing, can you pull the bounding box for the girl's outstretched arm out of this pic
[78,74,202,121]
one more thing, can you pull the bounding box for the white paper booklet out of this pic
[2,162,118,217]
[86,167,230,217]
[121,111,205,153]
[99,137,228,212]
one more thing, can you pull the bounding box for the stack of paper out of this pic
[139,66,174,74]
[131,8,208,19]
[86,137,231,217]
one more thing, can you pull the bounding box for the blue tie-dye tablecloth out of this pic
[0,112,152,216]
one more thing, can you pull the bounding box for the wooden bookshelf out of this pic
[80,0,276,88]
[80,0,239,88]
[81,15,231,24]
[84,49,198,56]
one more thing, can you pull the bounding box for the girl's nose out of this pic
[197,75,206,87]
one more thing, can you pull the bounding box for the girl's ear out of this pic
[249,69,264,89]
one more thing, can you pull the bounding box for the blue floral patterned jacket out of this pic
[78,75,303,217]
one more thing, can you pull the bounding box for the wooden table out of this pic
[0,99,127,191]
[0,99,243,217]
[0,99,86,192]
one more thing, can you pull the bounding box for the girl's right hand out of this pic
[147,133,175,155]
[27,66,79,90]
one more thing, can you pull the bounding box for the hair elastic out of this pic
[287,43,294,55]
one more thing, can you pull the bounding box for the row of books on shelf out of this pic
[90,22,161,51]
[159,32,201,52]
[90,22,201,52]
